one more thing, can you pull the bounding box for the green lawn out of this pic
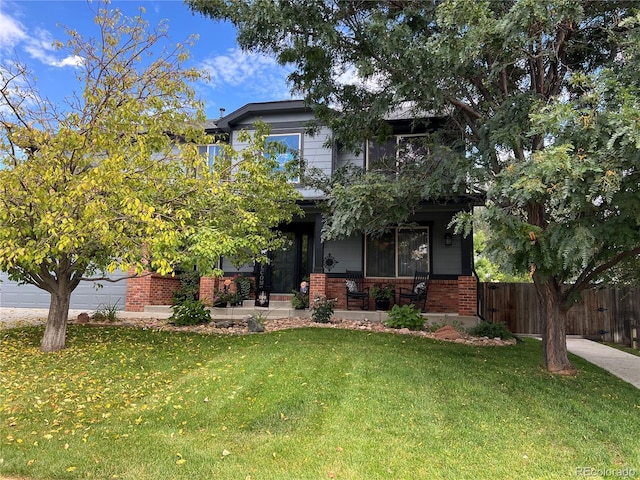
[1,326,638,479]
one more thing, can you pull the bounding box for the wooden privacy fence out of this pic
[479,283,640,345]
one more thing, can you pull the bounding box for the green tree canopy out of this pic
[189,0,640,372]
[0,4,301,351]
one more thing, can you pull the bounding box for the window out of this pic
[366,134,429,172]
[365,227,430,277]
[198,144,224,170]
[265,133,301,182]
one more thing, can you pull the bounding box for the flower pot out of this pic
[375,298,391,311]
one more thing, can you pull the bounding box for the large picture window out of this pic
[198,144,224,170]
[367,134,429,172]
[365,227,430,277]
[265,133,301,182]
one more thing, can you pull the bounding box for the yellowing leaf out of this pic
[66,466,77,472]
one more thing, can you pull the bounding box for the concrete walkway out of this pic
[566,338,640,389]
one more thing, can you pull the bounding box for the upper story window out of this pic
[198,144,224,170]
[265,133,302,183]
[366,134,429,172]
[365,227,430,277]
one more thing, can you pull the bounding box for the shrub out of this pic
[169,299,211,326]
[233,275,253,300]
[468,321,514,340]
[311,296,336,323]
[384,304,424,331]
[172,268,201,305]
[291,290,309,309]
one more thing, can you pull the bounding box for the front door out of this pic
[271,229,312,293]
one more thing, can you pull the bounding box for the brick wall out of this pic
[457,275,478,316]
[310,273,327,301]
[325,276,477,315]
[125,270,180,312]
[199,276,218,306]
[199,275,257,305]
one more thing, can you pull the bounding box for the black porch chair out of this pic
[345,270,369,310]
[398,271,430,312]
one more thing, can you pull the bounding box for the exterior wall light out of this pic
[444,232,453,246]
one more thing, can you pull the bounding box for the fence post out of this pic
[632,325,640,350]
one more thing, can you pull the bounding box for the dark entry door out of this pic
[271,229,312,293]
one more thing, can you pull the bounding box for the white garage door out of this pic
[0,270,128,310]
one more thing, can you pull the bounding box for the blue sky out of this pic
[0,0,296,119]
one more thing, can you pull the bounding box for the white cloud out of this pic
[200,47,293,100]
[335,64,386,94]
[0,10,26,49]
[52,55,84,68]
[0,10,82,69]
[202,47,281,87]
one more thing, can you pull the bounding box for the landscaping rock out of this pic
[434,325,462,340]
[214,320,235,329]
[247,316,265,333]
[77,312,90,324]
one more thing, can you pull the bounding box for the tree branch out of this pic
[569,246,640,298]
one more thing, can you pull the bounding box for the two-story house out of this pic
[126,100,479,317]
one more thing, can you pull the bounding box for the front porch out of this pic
[124,272,479,326]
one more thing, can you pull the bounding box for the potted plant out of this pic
[372,283,394,311]
[212,290,230,308]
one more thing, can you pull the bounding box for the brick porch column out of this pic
[457,275,478,316]
[199,276,218,306]
[310,273,327,301]
[125,268,152,312]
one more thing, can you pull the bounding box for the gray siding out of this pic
[324,236,364,273]
[230,122,333,200]
[413,209,463,275]
[336,145,365,170]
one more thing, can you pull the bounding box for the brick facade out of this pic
[309,273,327,303]
[323,275,477,315]
[124,269,181,312]
[199,276,218,306]
[125,270,477,316]
[457,275,478,316]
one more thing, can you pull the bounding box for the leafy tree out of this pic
[189,0,640,373]
[0,5,301,352]
[474,227,531,283]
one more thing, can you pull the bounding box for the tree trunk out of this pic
[40,291,72,352]
[533,274,576,375]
